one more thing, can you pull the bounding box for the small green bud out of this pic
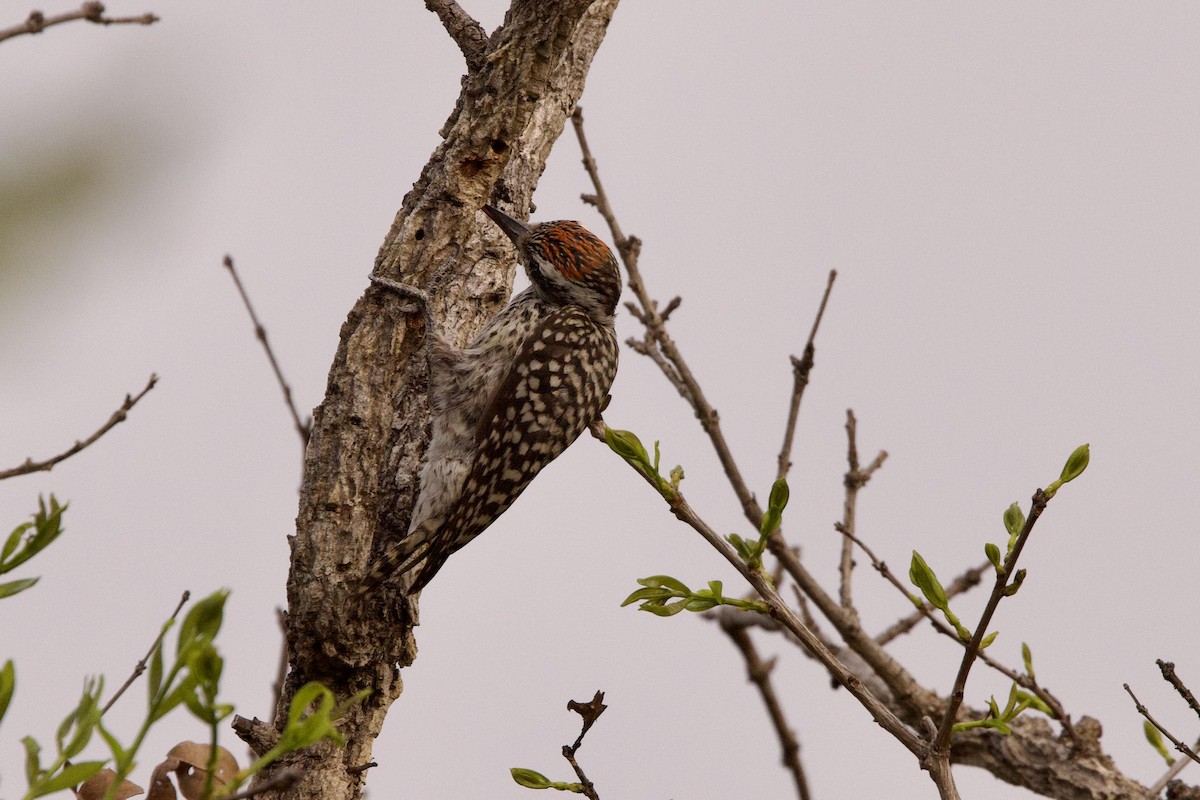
[1143,721,1175,766]
[768,477,790,513]
[909,551,949,612]
[511,768,552,789]
[760,508,782,537]
[669,465,685,489]
[1003,568,1027,597]
[1003,503,1025,539]
[984,542,1003,572]
[1060,443,1090,484]
[980,630,999,649]
[1022,642,1034,678]
[603,428,649,466]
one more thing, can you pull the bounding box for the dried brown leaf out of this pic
[75,769,143,800]
[145,757,180,800]
[160,742,240,800]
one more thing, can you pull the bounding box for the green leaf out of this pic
[726,533,751,559]
[1003,503,1025,540]
[1059,444,1090,484]
[603,428,649,466]
[61,678,104,758]
[1015,690,1054,717]
[30,760,106,797]
[908,551,949,611]
[620,587,667,607]
[1,522,31,565]
[1021,642,1035,678]
[638,575,690,594]
[984,542,1002,573]
[759,508,781,537]
[187,643,224,691]
[683,597,718,612]
[0,577,39,599]
[151,677,198,724]
[1144,720,1175,766]
[0,660,14,724]
[280,682,344,750]
[22,735,42,784]
[642,600,688,617]
[1003,569,1027,597]
[148,639,165,708]
[511,768,552,789]
[177,589,229,656]
[980,631,999,650]
[768,477,790,513]
[97,720,129,771]
[707,580,723,598]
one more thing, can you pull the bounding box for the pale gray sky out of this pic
[3,2,1199,798]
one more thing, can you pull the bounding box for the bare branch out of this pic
[101,590,190,715]
[837,521,1076,740]
[562,691,606,800]
[572,106,765,529]
[0,2,157,44]
[776,270,836,481]
[874,560,988,646]
[719,615,811,800]
[424,0,488,72]
[1150,735,1200,796]
[1125,683,1200,767]
[837,409,887,609]
[592,418,927,758]
[222,255,311,449]
[931,490,1049,756]
[0,373,158,480]
[1159,660,1200,720]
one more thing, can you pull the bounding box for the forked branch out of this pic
[0,373,158,480]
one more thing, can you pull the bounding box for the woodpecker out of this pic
[363,204,621,594]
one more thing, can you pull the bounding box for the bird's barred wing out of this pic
[411,306,618,589]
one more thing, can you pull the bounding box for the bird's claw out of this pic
[370,275,430,314]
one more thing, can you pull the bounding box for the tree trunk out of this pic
[242,3,621,798]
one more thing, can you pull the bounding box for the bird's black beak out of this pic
[482,205,530,244]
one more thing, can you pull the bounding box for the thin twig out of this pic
[1150,735,1200,796]
[839,524,1075,739]
[1158,660,1200,720]
[838,409,887,609]
[562,692,606,800]
[931,490,1049,756]
[222,255,311,449]
[0,373,158,480]
[776,270,837,482]
[0,2,157,44]
[720,616,811,800]
[1125,683,1200,767]
[101,590,190,714]
[874,561,989,646]
[424,0,488,71]
[591,419,926,758]
[572,106,765,529]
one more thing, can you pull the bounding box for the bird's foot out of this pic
[369,275,429,315]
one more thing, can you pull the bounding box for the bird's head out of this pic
[483,204,621,320]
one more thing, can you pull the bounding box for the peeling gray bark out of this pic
[242,3,621,799]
